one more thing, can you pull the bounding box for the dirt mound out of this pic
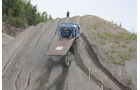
[2,23,24,37]
[2,33,14,47]
[3,16,137,90]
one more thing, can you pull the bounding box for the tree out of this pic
[42,11,48,21]
[48,15,53,20]
[2,0,53,28]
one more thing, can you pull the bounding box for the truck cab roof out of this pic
[59,23,80,28]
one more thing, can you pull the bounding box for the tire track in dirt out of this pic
[80,33,131,90]
[35,57,69,90]
[34,59,54,90]
[46,56,69,90]
[47,65,69,90]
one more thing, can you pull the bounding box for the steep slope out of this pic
[3,15,137,90]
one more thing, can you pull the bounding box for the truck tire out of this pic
[64,52,72,67]
[71,41,77,54]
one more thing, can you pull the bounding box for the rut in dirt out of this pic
[35,57,69,90]
[47,66,69,90]
[80,33,131,90]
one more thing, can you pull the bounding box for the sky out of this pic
[31,0,137,33]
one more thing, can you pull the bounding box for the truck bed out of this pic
[47,38,76,56]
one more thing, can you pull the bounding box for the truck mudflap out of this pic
[47,38,76,56]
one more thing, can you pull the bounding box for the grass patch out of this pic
[115,33,137,41]
[93,32,114,39]
[99,32,114,38]
[129,47,136,53]
[127,76,132,85]
[126,33,137,40]
[114,33,126,40]
[99,40,106,45]
[112,60,122,64]
[120,53,130,61]
[106,51,131,65]
[111,44,119,48]
[94,32,137,41]
[111,43,128,48]
[121,44,128,48]
[108,55,122,64]
[110,49,117,53]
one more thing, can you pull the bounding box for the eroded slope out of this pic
[3,16,137,90]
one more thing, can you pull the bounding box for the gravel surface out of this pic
[3,15,137,90]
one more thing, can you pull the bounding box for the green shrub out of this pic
[5,16,27,28]
[15,17,27,28]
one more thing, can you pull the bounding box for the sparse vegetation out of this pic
[120,53,130,61]
[105,44,135,65]
[115,33,137,41]
[126,33,137,40]
[107,20,122,30]
[112,60,122,65]
[92,18,122,30]
[110,49,117,53]
[98,32,113,39]
[111,43,128,48]
[121,44,128,48]
[93,31,136,65]
[93,32,137,41]
[111,43,119,48]
[129,47,136,52]
[127,76,132,85]
[99,40,106,45]
[108,54,122,64]
[105,49,134,65]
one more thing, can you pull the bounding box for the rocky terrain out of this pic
[2,15,137,90]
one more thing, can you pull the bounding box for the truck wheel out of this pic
[71,42,77,54]
[65,52,72,67]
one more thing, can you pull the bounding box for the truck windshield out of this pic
[61,27,73,32]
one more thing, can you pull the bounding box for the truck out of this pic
[47,23,80,66]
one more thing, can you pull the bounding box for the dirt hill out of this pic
[2,15,137,90]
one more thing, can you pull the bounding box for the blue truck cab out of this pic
[57,23,80,39]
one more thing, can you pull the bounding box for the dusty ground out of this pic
[2,33,14,47]
[2,15,137,90]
